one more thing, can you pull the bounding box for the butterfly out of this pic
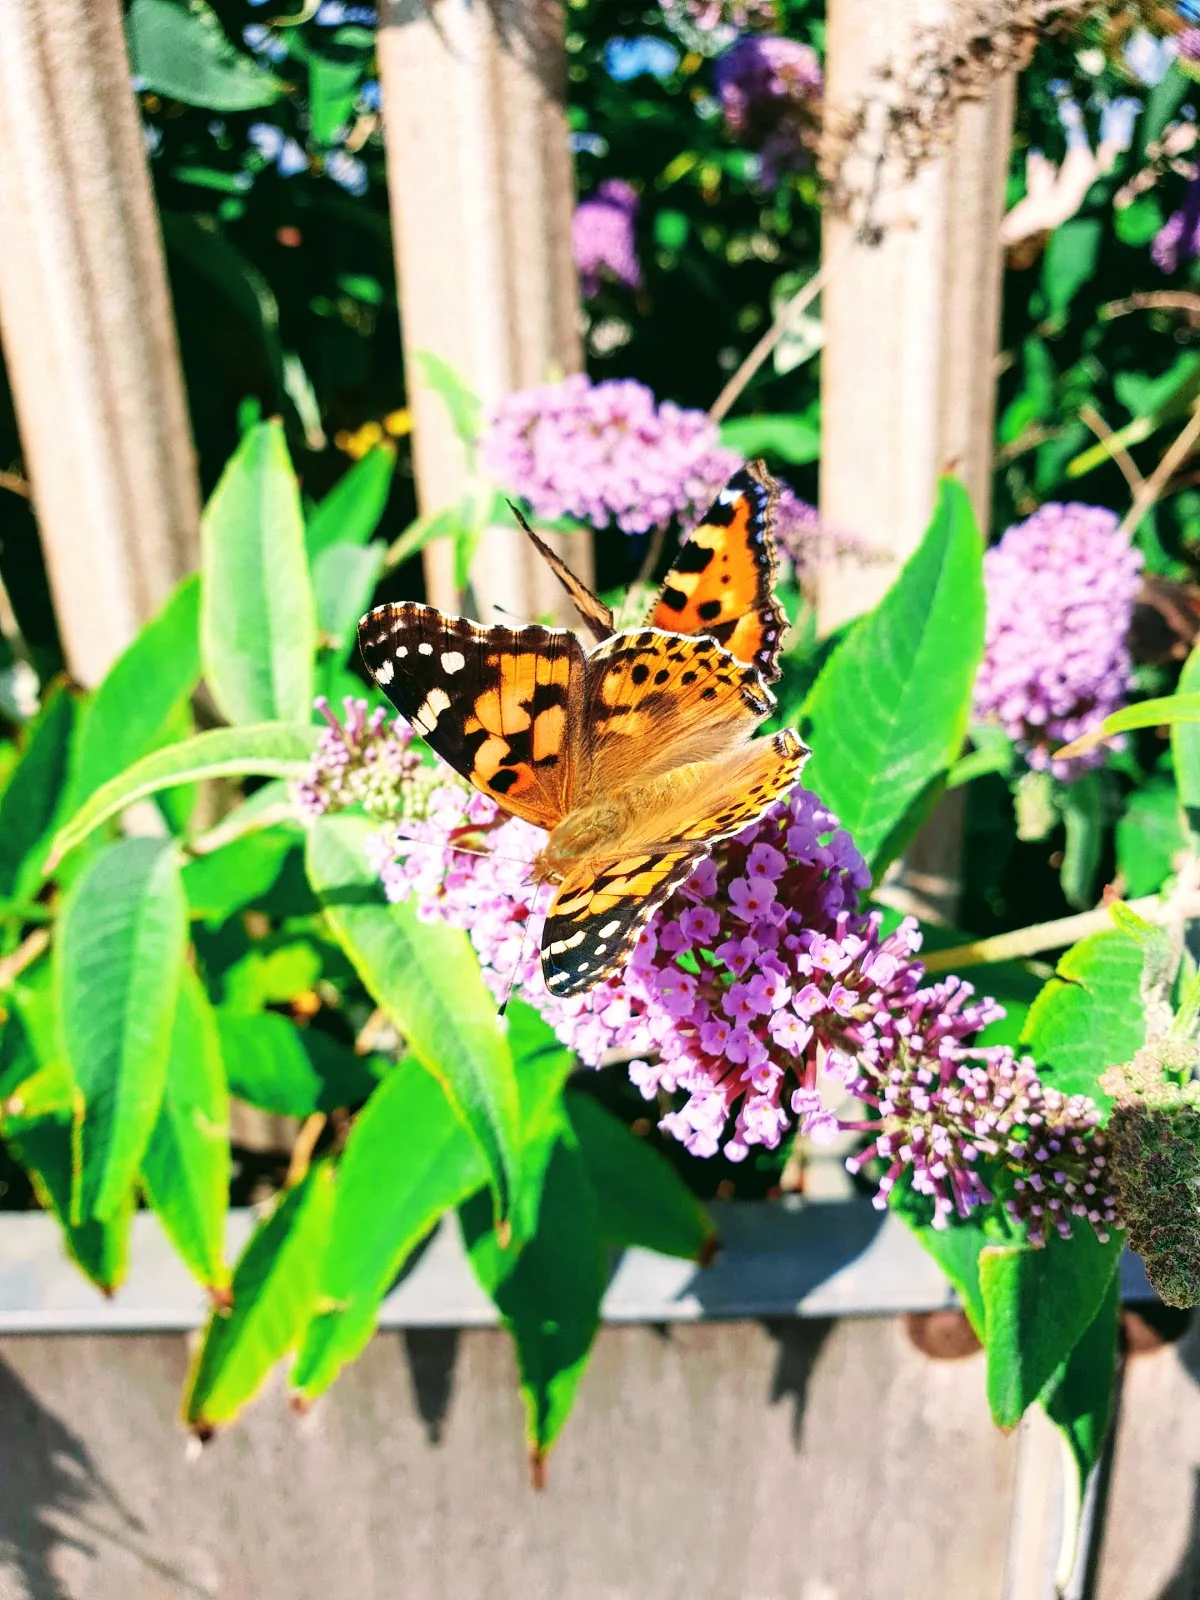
[357,469,806,999]
[510,459,787,682]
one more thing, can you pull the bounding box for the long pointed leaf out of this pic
[801,478,985,874]
[68,574,202,812]
[56,838,189,1221]
[305,812,521,1223]
[48,723,316,867]
[291,1062,486,1401]
[201,420,317,726]
[184,1165,335,1433]
[141,968,231,1296]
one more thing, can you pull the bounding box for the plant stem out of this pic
[1119,400,1200,538]
[0,927,50,990]
[708,246,843,425]
[920,891,1200,974]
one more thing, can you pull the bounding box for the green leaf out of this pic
[1138,58,1188,157]
[1056,692,1200,763]
[410,350,481,447]
[201,420,317,726]
[183,827,300,925]
[68,575,201,815]
[221,939,322,1012]
[304,34,370,145]
[160,214,287,407]
[1042,218,1102,323]
[57,837,189,1222]
[1040,1270,1119,1489]
[306,812,521,1222]
[126,0,285,110]
[566,1092,713,1260]
[801,478,985,875]
[981,1228,1121,1429]
[184,1165,335,1432]
[0,685,76,900]
[217,1010,381,1115]
[1059,770,1103,911]
[460,1127,606,1467]
[305,442,395,564]
[290,1062,487,1401]
[1173,645,1200,828]
[718,412,820,466]
[3,1080,134,1295]
[905,1210,989,1339]
[1021,929,1145,1107]
[140,967,231,1295]
[1116,776,1186,897]
[49,723,317,866]
[312,541,385,656]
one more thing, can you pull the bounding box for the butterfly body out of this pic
[358,464,807,997]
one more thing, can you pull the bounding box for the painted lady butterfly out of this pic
[357,463,806,997]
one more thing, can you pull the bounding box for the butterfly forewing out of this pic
[357,601,585,831]
[644,461,786,683]
[582,627,773,792]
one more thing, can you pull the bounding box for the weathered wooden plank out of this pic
[0,1318,1017,1599]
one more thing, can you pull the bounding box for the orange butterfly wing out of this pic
[644,460,786,683]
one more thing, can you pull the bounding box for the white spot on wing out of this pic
[410,686,451,734]
[374,659,394,685]
[547,930,587,955]
[598,919,621,938]
[441,650,466,674]
[418,642,433,656]
[397,645,408,659]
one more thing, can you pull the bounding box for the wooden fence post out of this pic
[0,0,201,688]
[377,0,592,624]
[818,0,1015,920]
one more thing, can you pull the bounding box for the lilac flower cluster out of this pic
[1179,27,1200,63]
[480,374,741,535]
[714,36,823,186]
[295,698,427,820]
[1152,176,1200,272]
[973,502,1143,780]
[574,179,643,299]
[312,721,1116,1244]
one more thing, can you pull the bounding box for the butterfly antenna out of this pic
[497,912,537,1018]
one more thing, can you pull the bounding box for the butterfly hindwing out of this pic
[540,730,809,997]
[655,728,810,846]
[541,847,705,996]
[645,461,786,683]
[357,602,585,831]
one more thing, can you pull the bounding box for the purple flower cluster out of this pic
[714,36,823,185]
[295,698,426,820]
[846,1043,1115,1243]
[1152,176,1200,272]
[1178,27,1200,63]
[480,374,741,535]
[973,502,1143,780]
[336,732,1114,1243]
[574,179,643,299]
